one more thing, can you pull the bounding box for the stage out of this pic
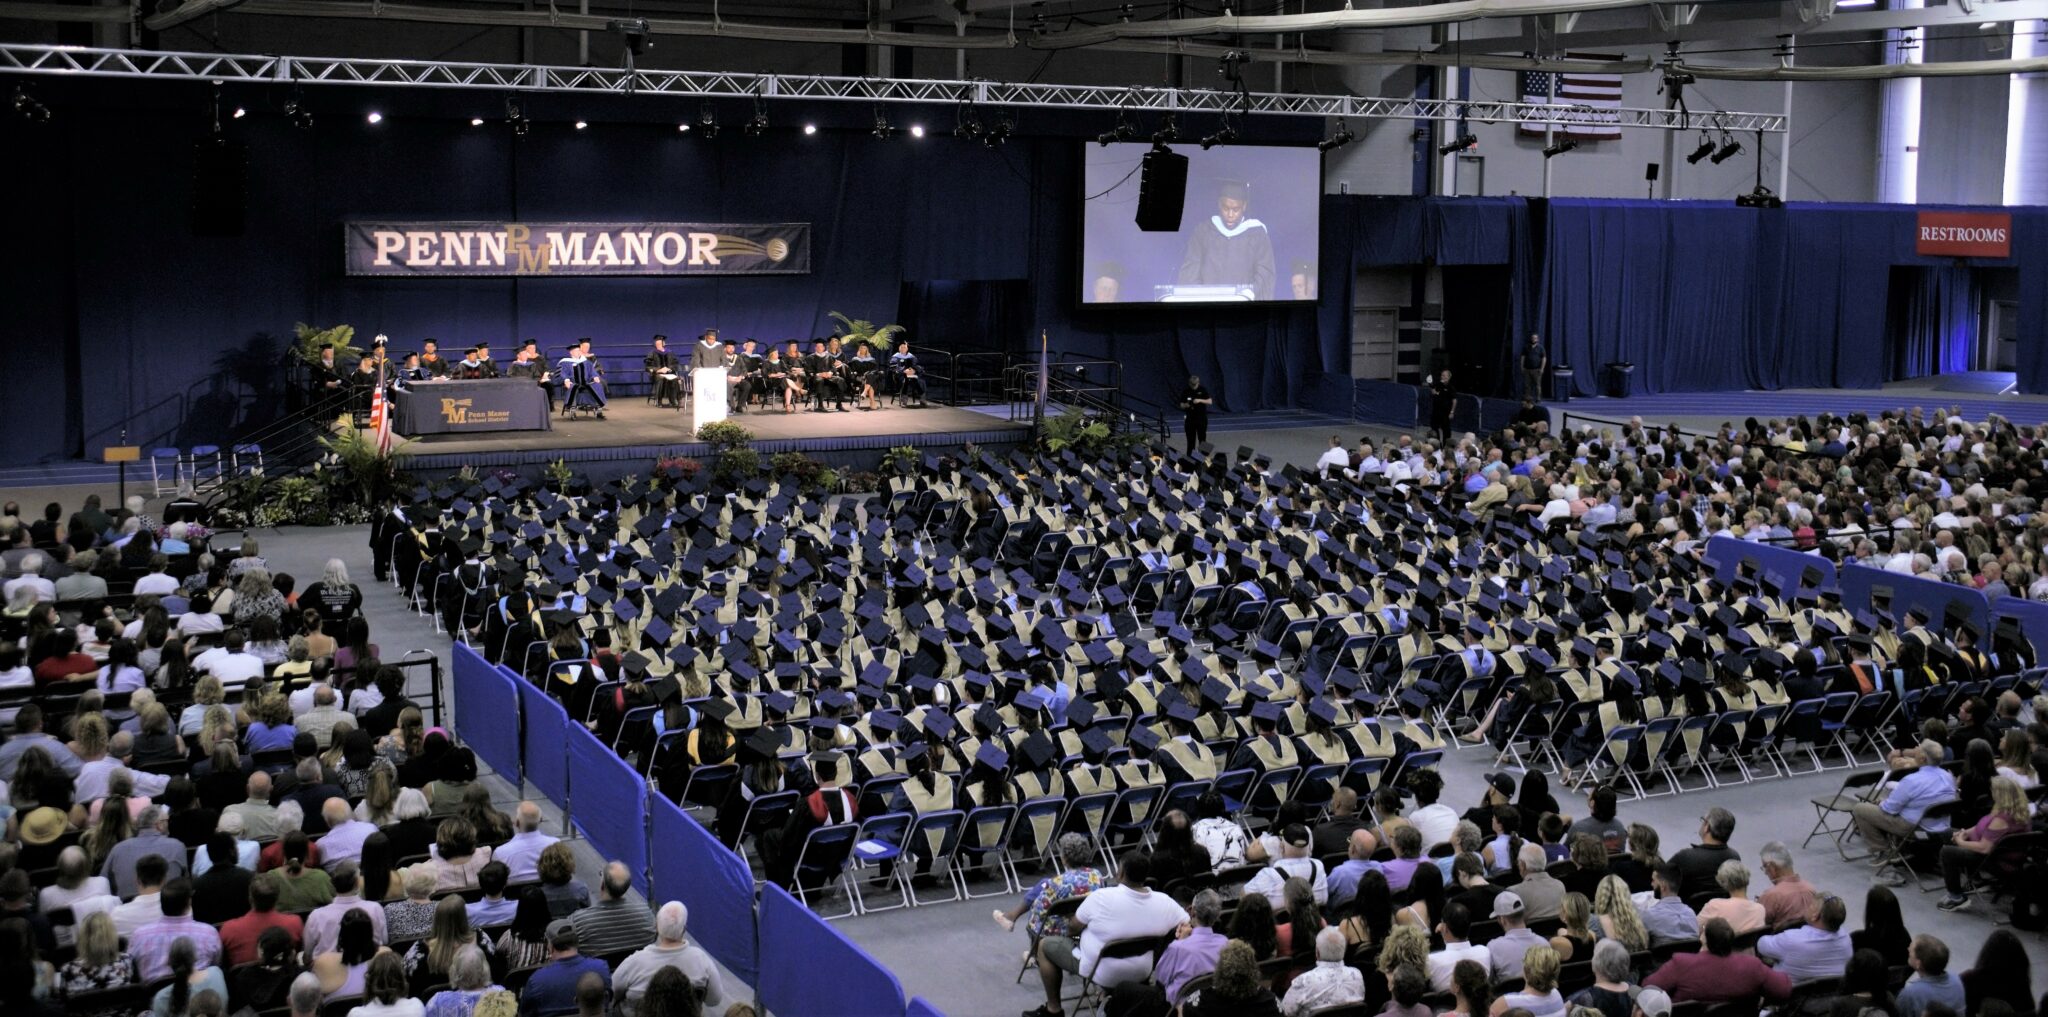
[397,399,1034,480]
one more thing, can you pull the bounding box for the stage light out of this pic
[366,111,383,125]
[677,123,690,133]
[745,112,769,137]
[471,117,485,126]
[232,107,246,119]
[1319,123,1356,153]
[870,106,893,140]
[982,114,1013,147]
[1542,138,1579,158]
[11,85,51,123]
[1686,133,1716,164]
[1836,0,1874,6]
[1435,133,1475,157]
[803,123,817,135]
[698,103,720,139]
[1200,125,1237,150]
[1710,137,1742,163]
[909,124,925,138]
[1152,115,1180,145]
[574,119,588,130]
[284,97,312,130]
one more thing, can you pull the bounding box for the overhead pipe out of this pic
[1675,54,2048,79]
[146,0,248,31]
[1028,0,1666,50]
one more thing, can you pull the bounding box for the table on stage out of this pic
[390,378,553,436]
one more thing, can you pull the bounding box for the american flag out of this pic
[1520,56,1624,140]
[369,359,395,456]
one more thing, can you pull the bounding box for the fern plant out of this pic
[827,312,906,350]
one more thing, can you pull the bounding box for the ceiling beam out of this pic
[1445,0,2048,54]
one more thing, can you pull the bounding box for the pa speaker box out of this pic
[1134,147,1189,232]
[191,137,248,237]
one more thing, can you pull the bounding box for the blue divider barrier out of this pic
[759,883,907,1017]
[563,724,649,896]
[906,997,947,1017]
[647,794,760,990]
[1993,598,2048,660]
[517,677,572,806]
[449,645,522,784]
[1702,535,1836,597]
[1840,564,1990,636]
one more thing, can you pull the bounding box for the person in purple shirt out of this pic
[1153,890,1228,1006]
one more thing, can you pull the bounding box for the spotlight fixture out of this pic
[982,113,1014,147]
[954,99,984,140]
[471,117,485,127]
[1686,133,1716,164]
[1200,125,1237,150]
[232,107,246,119]
[1096,106,1139,147]
[366,111,384,125]
[505,96,529,137]
[11,85,51,123]
[870,105,893,140]
[1436,132,1475,157]
[745,87,769,136]
[1318,121,1357,153]
[909,124,925,138]
[1710,136,1742,164]
[803,123,817,136]
[677,123,690,133]
[1542,138,1579,158]
[284,98,312,130]
[1151,114,1180,146]
[698,103,719,139]
[574,119,588,130]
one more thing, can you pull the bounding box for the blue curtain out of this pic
[1888,265,1980,380]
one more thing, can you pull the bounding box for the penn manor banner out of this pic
[345,221,811,276]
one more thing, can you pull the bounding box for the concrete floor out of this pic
[132,419,2048,1017]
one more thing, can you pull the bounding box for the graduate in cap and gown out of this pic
[1176,178,1276,300]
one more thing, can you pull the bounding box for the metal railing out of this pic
[1558,410,1839,462]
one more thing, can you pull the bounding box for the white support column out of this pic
[1542,68,1557,198]
[1780,37,1794,198]
[2006,21,2048,204]
[1877,0,1923,204]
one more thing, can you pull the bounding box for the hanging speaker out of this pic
[1134,147,1189,232]
[1645,163,1660,182]
[190,137,247,237]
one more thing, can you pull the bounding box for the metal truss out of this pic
[0,44,1788,133]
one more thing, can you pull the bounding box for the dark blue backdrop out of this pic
[7,88,2048,468]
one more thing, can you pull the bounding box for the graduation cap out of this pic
[923,711,957,741]
[1018,731,1058,769]
[1679,659,1709,686]
[1164,699,1201,724]
[700,697,738,722]
[805,715,840,734]
[1079,727,1114,759]
[1126,725,1163,754]
[971,741,1010,777]
[1397,687,1431,712]
[1014,689,1049,713]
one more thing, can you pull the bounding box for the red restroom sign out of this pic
[1916,211,2012,258]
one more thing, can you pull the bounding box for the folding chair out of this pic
[1070,933,1170,1017]
[1246,766,1300,825]
[1155,781,1210,833]
[1578,725,1647,798]
[906,809,970,906]
[1015,895,1087,984]
[1816,691,1865,767]
[846,812,915,914]
[1007,796,1070,882]
[1776,699,1830,774]
[959,804,1021,897]
[1210,769,1256,815]
[790,823,860,918]
[1661,714,1718,793]
[1098,785,1164,869]
[1867,800,1960,892]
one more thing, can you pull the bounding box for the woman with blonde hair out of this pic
[198,704,238,759]
[1590,875,1649,952]
[1491,944,1563,1017]
[1554,892,1596,960]
[1938,775,2031,911]
[179,675,224,737]
[355,766,400,827]
[231,567,286,627]
[58,910,135,993]
[1378,923,1431,980]
[69,712,110,765]
[77,773,136,865]
[380,705,426,766]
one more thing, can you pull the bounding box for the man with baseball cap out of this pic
[1243,823,1329,908]
[1462,772,1518,830]
[1485,890,1550,982]
[520,917,612,1017]
[1633,986,1674,1017]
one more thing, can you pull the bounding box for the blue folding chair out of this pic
[791,823,861,919]
[1210,769,1256,816]
[847,812,915,915]
[1099,785,1164,869]
[906,810,970,906]
[1815,691,1863,767]
[960,804,1021,897]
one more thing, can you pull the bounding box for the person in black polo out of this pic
[1669,807,1741,900]
[1521,334,1547,399]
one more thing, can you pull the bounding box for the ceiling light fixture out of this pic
[1542,138,1579,158]
[1686,133,1716,164]
[366,111,383,125]
[1436,131,1476,156]
[909,124,925,138]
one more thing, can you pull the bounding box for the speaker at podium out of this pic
[692,366,728,432]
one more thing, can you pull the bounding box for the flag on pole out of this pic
[1033,330,1050,425]
[369,358,394,457]
[1519,55,1625,140]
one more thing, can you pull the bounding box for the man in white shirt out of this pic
[1281,928,1366,1017]
[40,846,121,946]
[1029,851,1188,1017]
[1243,824,1329,908]
[78,748,170,804]
[1314,436,1352,478]
[192,628,265,688]
[2,553,55,603]
[1426,902,1492,992]
[493,802,561,883]
[1406,771,1461,850]
[133,555,180,597]
[611,901,726,1016]
[112,854,171,939]
[315,799,379,867]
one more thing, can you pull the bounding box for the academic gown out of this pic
[1177,215,1276,299]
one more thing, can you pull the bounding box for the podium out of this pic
[692,366,729,432]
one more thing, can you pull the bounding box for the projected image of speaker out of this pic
[1134,147,1189,232]
[190,137,248,237]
